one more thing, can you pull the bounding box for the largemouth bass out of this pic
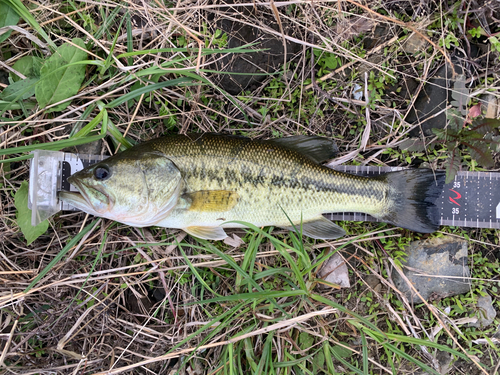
[59,134,445,240]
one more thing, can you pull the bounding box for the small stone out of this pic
[435,350,454,375]
[223,233,244,248]
[357,54,384,78]
[402,33,429,54]
[75,139,103,156]
[469,294,497,328]
[391,236,470,303]
[335,16,375,43]
[363,274,381,290]
[482,93,499,119]
[408,60,464,137]
[417,350,454,375]
[494,324,500,338]
[210,6,300,95]
[352,83,363,101]
[317,250,350,288]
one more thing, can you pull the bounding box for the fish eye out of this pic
[94,165,110,180]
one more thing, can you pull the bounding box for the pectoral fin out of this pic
[185,190,239,212]
[282,216,346,239]
[184,226,228,240]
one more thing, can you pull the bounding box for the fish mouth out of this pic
[59,178,112,214]
[58,190,98,214]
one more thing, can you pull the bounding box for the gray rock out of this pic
[317,251,350,288]
[402,33,429,54]
[482,93,499,119]
[469,294,497,328]
[74,139,103,156]
[0,69,8,86]
[408,62,464,137]
[392,236,470,304]
[494,324,500,339]
[210,6,300,95]
[417,350,454,375]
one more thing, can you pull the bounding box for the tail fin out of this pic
[377,169,445,233]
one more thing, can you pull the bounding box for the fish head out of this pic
[59,151,183,226]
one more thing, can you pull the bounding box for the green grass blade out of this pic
[166,302,249,356]
[0,134,104,156]
[383,341,440,375]
[193,240,291,316]
[94,4,122,40]
[0,154,33,164]
[125,11,133,66]
[383,345,397,375]
[24,219,100,292]
[273,349,319,367]
[115,44,259,59]
[330,343,364,375]
[194,289,307,304]
[73,108,106,138]
[361,331,368,375]
[255,329,274,374]
[99,16,125,75]
[311,294,381,332]
[104,77,196,109]
[1,0,57,50]
[359,325,471,361]
[243,338,258,372]
[323,343,338,375]
[235,231,260,292]
[106,118,134,150]
[228,342,234,375]
[178,242,220,297]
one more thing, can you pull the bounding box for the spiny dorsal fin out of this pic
[184,226,228,240]
[282,216,346,239]
[265,135,339,164]
[184,190,239,212]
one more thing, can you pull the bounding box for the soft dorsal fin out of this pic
[265,135,339,164]
[281,216,346,239]
[184,190,239,212]
[184,226,228,240]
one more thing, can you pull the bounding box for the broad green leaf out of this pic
[444,149,461,184]
[467,142,494,168]
[398,137,426,152]
[10,56,43,82]
[299,332,314,350]
[0,77,39,101]
[15,181,49,245]
[470,118,500,135]
[451,74,468,116]
[0,2,20,43]
[35,38,88,112]
[331,344,353,359]
[312,351,325,371]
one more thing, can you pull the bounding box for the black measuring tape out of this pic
[326,166,500,230]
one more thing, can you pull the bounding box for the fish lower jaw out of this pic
[58,191,101,216]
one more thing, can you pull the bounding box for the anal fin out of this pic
[282,216,346,239]
[184,226,228,240]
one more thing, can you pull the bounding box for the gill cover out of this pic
[60,151,183,226]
